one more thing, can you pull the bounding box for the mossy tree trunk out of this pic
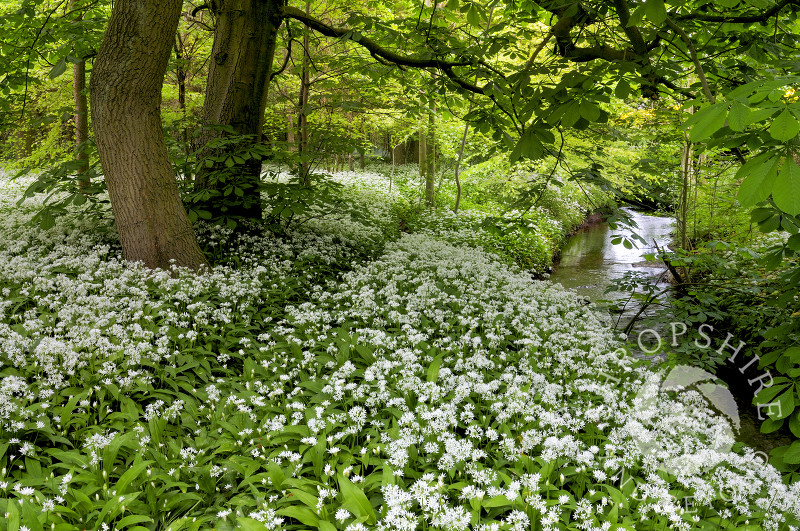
[198,0,285,220]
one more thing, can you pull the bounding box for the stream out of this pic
[549,208,792,456]
[549,208,673,318]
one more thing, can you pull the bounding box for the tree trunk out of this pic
[70,0,89,189]
[91,0,208,270]
[297,0,311,184]
[287,113,295,146]
[425,111,435,206]
[418,128,426,177]
[454,119,468,213]
[198,0,285,219]
[73,58,89,189]
[174,35,187,114]
[679,135,692,250]
[173,33,190,161]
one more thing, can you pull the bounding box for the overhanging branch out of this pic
[675,0,800,22]
[281,6,485,94]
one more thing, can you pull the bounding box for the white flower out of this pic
[335,508,351,522]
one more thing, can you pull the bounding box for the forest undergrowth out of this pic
[0,169,797,530]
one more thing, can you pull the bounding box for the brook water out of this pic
[550,208,792,456]
[549,208,673,315]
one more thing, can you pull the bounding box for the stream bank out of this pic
[549,207,792,457]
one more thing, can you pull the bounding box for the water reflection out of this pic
[549,208,674,304]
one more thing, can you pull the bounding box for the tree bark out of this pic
[425,111,435,206]
[198,0,285,220]
[91,0,208,270]
[679,136,692,250]
[286,113,295,146]
[297,0,311,184]
[70,0,89,189]
[418,128,426,178]
[73,58,89,189]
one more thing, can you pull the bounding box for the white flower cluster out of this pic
[0,170,797,529]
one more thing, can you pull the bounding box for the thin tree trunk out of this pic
[390,141,395,194]
[425,110,435,206]
[679,135,692,250]
[73,58,89,189]
[174,35,187,114]
[359,128,366,170]
[418,128,426,177]
[71,0,89,189]
[174,33,189,162]
[454,121,468,213]
[91,0,208,270]
[297,0,311,184]
[287,113,295,147]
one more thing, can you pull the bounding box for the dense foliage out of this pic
[2,0,800,527]
[0,171,798,530]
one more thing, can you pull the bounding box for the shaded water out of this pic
[549,209,793,455]
[549,208,673,308]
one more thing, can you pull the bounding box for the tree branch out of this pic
[281,6,484,94]
[613,0,648,55]
[270,37,294,81]
[675,0,800,22]
[665,17,715,103]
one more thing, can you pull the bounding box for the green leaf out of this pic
[276,506,319,528]
[466,5,481,26]
[39,209,55,230]
[790,412,800,438]
[427,353,444,382]
[727,101,751,131]
[755,382,790,405]
[482,494,511,508]
[644,0,667,25]
[761,417,785,433]
[49,58,67,79]
[7,499,19,531]
[769,109,800,141]
[236,517,269,531]
[318,522,337,531]
[783,440,800,464]
[579,100,601,122]
[686,103,728,141]
[773,157,800,215]
[615,80,631,99]
[116,515,154,528]
[338,474,376,525]
[20,500,43,531]
[773,389,796,420]
[561,101,581,127]
[114,460,152,495]
[509,128,544,163]
[737,155,780,206]
[267,463,285,490]
[788,233,800,251]
[288,488,318,509]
